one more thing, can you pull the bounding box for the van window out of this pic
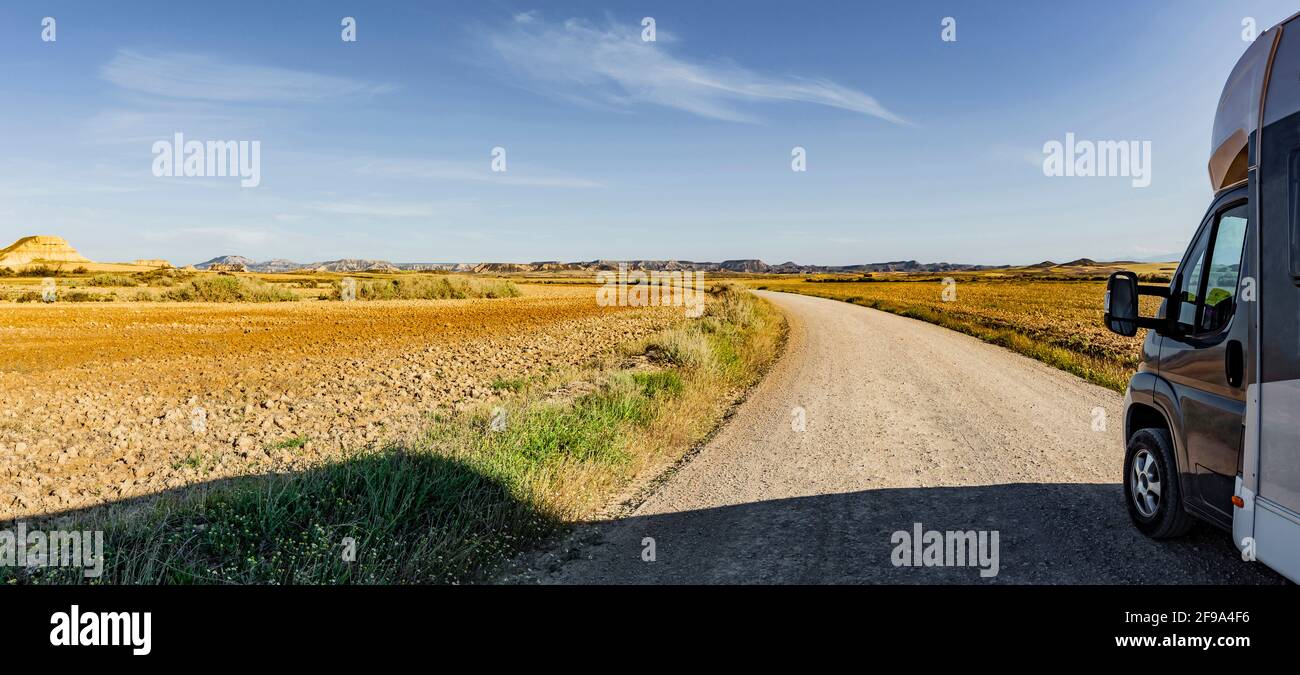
[1201,204,1249,333]
[1174,227,1210,330]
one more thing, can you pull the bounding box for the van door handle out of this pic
[1226,339,1244,388]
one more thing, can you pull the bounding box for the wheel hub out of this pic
[1131,449,1162,517]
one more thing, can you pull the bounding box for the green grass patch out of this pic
[271,437,310,451]
[489,377,527,392]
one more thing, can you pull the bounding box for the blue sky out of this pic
[0,1,1296,266]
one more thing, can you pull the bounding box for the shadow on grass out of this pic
[3,449,556,585]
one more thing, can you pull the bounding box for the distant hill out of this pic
[183,256,1017,275]
[0,235,92,267]
[195,255,255,270]
[459,259,1003,274]
[255,258,302,273]
[301,259,400,273]
[192,256,399,272]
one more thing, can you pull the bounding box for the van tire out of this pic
[1124,428,1194,538]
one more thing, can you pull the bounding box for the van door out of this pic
[1159,197,1251,525]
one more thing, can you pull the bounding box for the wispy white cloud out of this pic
[478,15,908,124]
[101,50,397,103]
[358,159,602,188]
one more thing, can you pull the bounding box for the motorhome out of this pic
[1104,15,1300,582]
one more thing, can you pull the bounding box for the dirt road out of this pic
[522,291,1282,583]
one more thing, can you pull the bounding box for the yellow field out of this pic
[743,275,1165,391]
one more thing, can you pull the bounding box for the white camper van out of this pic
[1104,15,1300,582]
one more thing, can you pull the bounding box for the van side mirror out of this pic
[1105,271,1139,336]
[1104,271,1171,337]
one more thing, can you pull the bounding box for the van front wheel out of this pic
[1123,428,1193,538]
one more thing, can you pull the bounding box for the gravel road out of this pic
[523,291,1283,584]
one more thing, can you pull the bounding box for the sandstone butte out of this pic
[0,235,92,267]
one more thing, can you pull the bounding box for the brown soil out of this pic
[0,285,683,519]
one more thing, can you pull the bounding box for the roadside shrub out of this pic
[14,291,42,303]
[62,291,114,303]
[162,275,299,302]
[86,274,138,287]
[333,276,521,301]
[133,268,196,287]
[643,329,712,368]
[702,283,758,329]
[17,264,60,277]
[13,264,89,277]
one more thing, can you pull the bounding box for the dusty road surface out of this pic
[521,290,1283,584]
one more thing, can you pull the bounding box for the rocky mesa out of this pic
[0,235,92,268]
